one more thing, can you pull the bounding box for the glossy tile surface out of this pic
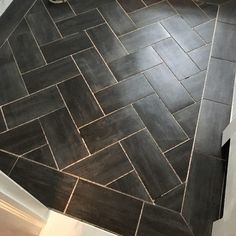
[194,20,215,44]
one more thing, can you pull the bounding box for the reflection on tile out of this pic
[137,203,193,236]
[165,139,193,182]
[153,38,199,80]
[109,47,162,81]
[40,108,89,169]
[121,129,181,199]
[117,0,145,13]
[3,87,64,129]
[109,171,151,202]
[10,158,77,211]
[194,20,215,44]
[66,179,142,236]
[65,144,132,184]
[95,74,154,113]
[59,76,103,127]
[87,24,127,63]
[73,48,116,93]
[0,151,17,175]
[120,23,169,53]
[144,64,194,113]
[134,95,187,151]
[0,121,46,155]
[80,106,144,153]
[0,42,27,106]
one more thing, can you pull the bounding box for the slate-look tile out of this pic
[165,139,193,181]
[0,42,27,106]
[3,87,64,129]
[153,38,199,80]
[168,0,209,27]
[73,48,116,92]
[109,47,162,81]
[204,58,236,105]
[99,1,136,36]
[134,95,187,151]
[40,108,89,169]
[87,24,127,63]
[109,171,151,202]
[66,180,142,236]
[65,144,132,184]
[182,152,226,236]
[117,0,145,13]
[130,2,176,27]
[194,20,215,44]
[41,32,92,63]
[155,184,185,212]
[10,158,77,211]
[0,110,6,133]
[121,129,181,199]
[23,57,79,93]
[212,22,236,62]
[161,15,204,52]
[80,106,144,153]
[181,71,206,102]
[0,121,46,155]
[174,102,200,138]
[26,0,61,45]
[194,100,230,158]
[218,1,236,25]
[95,74,154,114]
[120,23,170,53]
[23,145,56,168]
[143,0,162,5]
[59,76,103,127]
[144,64,194,113]
[0,151,17,175]
[199,3,218,19]
[56,9,104,37]
[9,19,45,73]
[137,203,193,236]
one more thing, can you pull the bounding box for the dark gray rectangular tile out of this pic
[134,94,188,151]
[59,76,103,127]
[143,0,162,4]
[40,108,89,169]
[87,23,127,63]
[188,44,211,70]
[99,1,136,36]
[23,56,79,93]
[168,0,209,27]
[9,19,46,73]
[23,145,56,168]
[161,15,204,52]
[218,1,236,25]
[130,2,176,27]
[108,171,151,202]
[41,32,92,63]
[153,38,200,80]
[204,58,236,105]
[181,71,206,102]
[120,22,169,53]
[144,64,194,113]
[212,22,236,62]
[95,74,154,113]
[199,3,218,19]
[0,42,27,106]
[137,203,193,236]
[26,0,61,45]
[117,0,145,13]
[42,0,75,22]
[194,20,215,44]
[194,99,230,158]
[10,158,77,211]
[0,120,46,155]
[121,130,181,199]
[56,9,104,36]
[109,47,162,80]
[3,87,64,129]
[0,110,6,133]
[174,102,200,138]
[66,180,142,236]
[165,139,193,181]
[73,48,116,92]
[64,143,132,184]
[182,152,226,236]
[0,151,18,175]
[80,106,144,153]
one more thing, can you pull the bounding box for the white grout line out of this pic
[135,202,144,236]
[8,157,20,176]
[21,143,48,156]
[66,0,77,16]
[105,169,134,186]
[0,107,8,130]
